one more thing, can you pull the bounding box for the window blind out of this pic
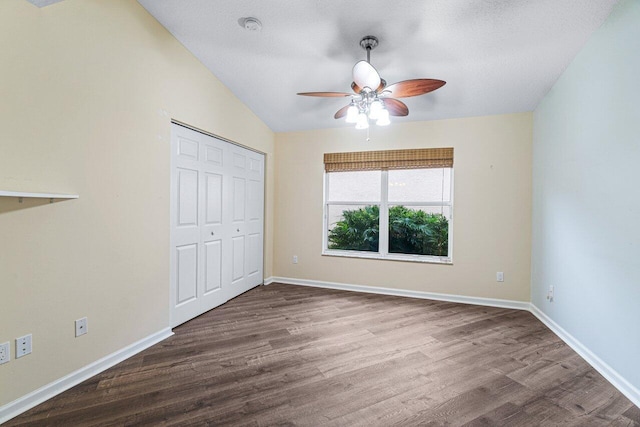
[324,148,454,172]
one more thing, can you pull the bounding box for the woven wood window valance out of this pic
[324,147,454,172]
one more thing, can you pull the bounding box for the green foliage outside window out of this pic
[328,205,448,256]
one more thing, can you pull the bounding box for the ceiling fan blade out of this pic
[382,98,409,116]
[297,92,353,97]
[377,79,387,93]
[334,105,350,119]
[353,60,381,90]
[351,82,362,94]
[385,79,446,98]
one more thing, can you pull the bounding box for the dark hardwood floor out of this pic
[7,283,638,426]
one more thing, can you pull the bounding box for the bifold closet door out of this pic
[227,143,265,297]
[170,124,264,327]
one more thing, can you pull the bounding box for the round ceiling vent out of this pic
[239,17,262,31]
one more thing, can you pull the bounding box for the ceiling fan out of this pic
[297,35,446,129]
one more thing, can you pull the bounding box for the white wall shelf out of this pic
[0,190,79,203]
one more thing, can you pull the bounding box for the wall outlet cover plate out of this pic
[75,317,88,337]
[0,342,10,364]
[16,334,32,358]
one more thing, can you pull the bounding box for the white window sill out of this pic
[322,250,453,265]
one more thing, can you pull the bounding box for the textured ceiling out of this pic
[137,0,618,133]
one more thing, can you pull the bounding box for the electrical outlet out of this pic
[293,255,298,264]
[496,272,504,282]
[16,334,32,358]
[547,285,554,302]
[75,317,88,337]
[0,342,9,365]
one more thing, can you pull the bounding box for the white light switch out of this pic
[496,272,504,282]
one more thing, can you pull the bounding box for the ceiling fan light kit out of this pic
[297,35,446,131]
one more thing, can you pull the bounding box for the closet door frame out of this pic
[169,121,265,328]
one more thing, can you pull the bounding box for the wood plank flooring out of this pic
[7,283,638,426]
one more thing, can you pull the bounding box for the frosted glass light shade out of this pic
[369,99,383,120]
[353,60,381,91]
[376,109,390,126]
[355,112,369,129]
[345,104,359,123]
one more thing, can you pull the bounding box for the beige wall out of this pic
[0,0,274,406]
[274,113,532,301]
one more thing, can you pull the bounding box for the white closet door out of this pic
[170,124,264,327]
[199,135,228,315]
[244,148,265,292]
[228,144,265,298]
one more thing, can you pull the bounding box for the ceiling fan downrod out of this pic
[360,35,378,63]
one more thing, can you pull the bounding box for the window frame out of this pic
[322,168,454,264]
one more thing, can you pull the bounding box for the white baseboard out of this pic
[263,276,275,285]
[268,276,530,311]
[530,304,640,408]
[0,328,174,425]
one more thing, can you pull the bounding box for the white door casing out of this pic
[170,124,264,327]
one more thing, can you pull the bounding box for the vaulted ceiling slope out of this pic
[137,0,618,133]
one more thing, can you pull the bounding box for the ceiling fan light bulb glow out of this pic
[345,104,359,123]
[355,112,369,129]
[369,99,383,120]
[376,109,390,126]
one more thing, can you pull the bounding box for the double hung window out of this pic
[323,148,453,263]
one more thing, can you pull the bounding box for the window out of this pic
[323,148,453,263]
